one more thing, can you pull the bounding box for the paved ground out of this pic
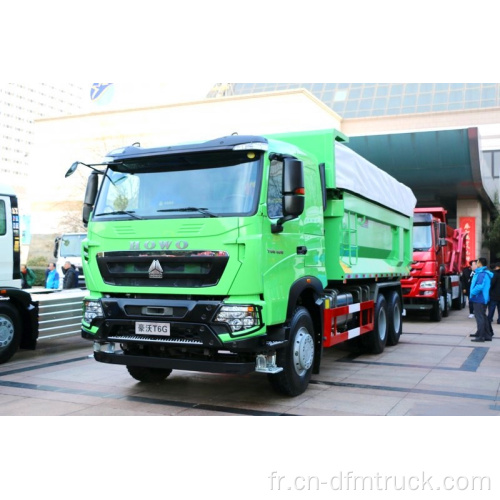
[1,304,499,416]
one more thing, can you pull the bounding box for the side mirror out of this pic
[438,222,447,247]
[54,237,60,258]
[283,157,305,218]
[83,172,99,225]
[272,158,305,233]
[65,162,80,178]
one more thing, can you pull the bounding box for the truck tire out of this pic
[442,279,450,318]
[126,366,172,383]
[0,303,22,365]
[268,307,315,397]
[430,299,442,322]
[386,292,402,346]
[361,294,388,354]
[452,285,463,311]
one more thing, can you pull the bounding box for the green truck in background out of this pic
[68,128,416,396]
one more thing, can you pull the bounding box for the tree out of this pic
[483,216,500,261]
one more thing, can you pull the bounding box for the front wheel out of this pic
[0,304,22,364]
[126,366,172,383]
[268,307,315,397]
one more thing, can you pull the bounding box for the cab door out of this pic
[0,193,18,286]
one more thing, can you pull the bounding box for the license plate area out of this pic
[135,322,171,336]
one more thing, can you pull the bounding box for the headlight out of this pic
[420,280,437,290]
[214,305,261,334]
[84,300,104,323]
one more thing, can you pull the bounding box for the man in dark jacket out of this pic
[62,261,78,289]
[463,260,477,318]
[488,262,500,325]
[470,258,494,342]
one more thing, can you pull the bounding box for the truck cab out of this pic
[402,207,466,321]
[54,233,86,288]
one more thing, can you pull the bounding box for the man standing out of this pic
[45,262,60,289]
[470,257,494,342]
[463,260,477,318]
[62,261,78,289]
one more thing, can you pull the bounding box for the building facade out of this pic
[0,84,85,198]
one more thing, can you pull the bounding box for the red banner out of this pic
[460,217,476,263]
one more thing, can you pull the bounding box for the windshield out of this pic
[94,152,261,219]
[413,224,433,251]
[60,234,86,257]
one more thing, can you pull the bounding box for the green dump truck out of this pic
[68,129,415,396]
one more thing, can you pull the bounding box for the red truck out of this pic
[401,207,467,321]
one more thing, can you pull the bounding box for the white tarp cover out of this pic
[335,142,416,218]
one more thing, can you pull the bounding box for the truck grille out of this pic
[108,334,203,346]
[96,250,229,288]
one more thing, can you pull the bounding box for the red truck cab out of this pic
[402,208,466,321]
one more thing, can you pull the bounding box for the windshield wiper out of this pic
[95,210,143,220]
[157,207,218,218]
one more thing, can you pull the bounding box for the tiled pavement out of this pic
[1,305,499,416]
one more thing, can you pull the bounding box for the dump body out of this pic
[77,128,415,395]
[401,207,467,321]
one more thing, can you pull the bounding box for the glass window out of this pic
[0,201,6,236]
[359,98,374,110]
[433,92,448,104]
[413,224,433,251]
[417,93,432,105]
[405,83,418,93]
[484,151,493,171]
[403,94,416,106]
[465,89,480,101]
[373,97,387,109]
[349,88,361,99]
[435,83,449,91]
[481,87,496,100]
[334,90,348,102]
[362,87,375,98]
[449,90,464,102]
[494,151,500,178]
[267,159,283,219]
[376,85,389,97]
[388,96,402,108]
[390,84,404,95]
[95,152,261,219]
[419,83,434,92]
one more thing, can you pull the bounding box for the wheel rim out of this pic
[377,307,387,341]
[0,315,14,348]
[392,301,401,334]
[293,327,314,377]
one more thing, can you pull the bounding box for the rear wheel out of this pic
[386,292,402,346]
[268,307,315,397]
[442,279,450,318]
[126,366,172,383]
[361,294,388,354]
[0,304,22,365]
[452,284,463,311]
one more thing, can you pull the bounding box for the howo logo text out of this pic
[130,240,189,251]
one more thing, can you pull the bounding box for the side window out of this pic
[0,201,6,236]
[267,158,283,219]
